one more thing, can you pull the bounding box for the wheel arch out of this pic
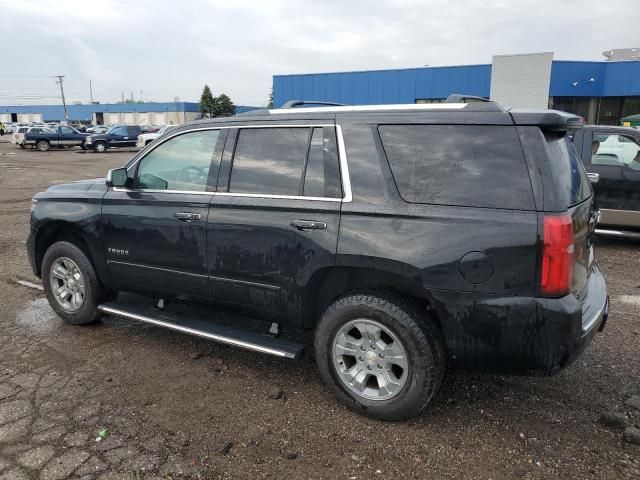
[33,221,106,285]
[301,265,439,330]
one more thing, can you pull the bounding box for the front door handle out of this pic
[175,212,202,222]
[586,172,600,184]
[290,219,327,231]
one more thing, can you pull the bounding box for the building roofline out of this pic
[273,63,492,78]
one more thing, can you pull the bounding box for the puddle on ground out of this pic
[16,297,60,334]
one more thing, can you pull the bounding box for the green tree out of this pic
[213,93,235,117]
[199,85,216,117]
[267,88,274,109]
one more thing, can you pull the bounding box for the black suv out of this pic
[84,124,143,152]
[27,98,608,420]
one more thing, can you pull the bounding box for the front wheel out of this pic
[93,142,107,153]
[42,241,109,325]
[314,291,446,421]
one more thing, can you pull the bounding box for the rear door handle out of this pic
[175,212,202,222]
[586,172,600,184]
[290,219,327,231]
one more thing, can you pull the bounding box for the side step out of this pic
[97,300,305,360]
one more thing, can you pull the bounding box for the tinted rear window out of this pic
[544,133,591,206]
[378,125,534,209]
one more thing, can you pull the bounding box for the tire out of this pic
[80,143,86,150]
[314,290,446,421]
[19,144,25,149]
[42,241,108,325]
[93,142,107,153]
[36,140,50,152]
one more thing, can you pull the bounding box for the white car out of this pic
[593,133,640,166]
[136,125,177,148]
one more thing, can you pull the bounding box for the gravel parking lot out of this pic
[0,139,639,480]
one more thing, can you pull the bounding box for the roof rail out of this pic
[280,100,347,109]
[444,94,493,104]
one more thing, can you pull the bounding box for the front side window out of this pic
[135,130,220,191]
[229,128,309,196]
[592,133,640,170]
[109,126,127,136]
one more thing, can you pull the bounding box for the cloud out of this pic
[0,0,638,106]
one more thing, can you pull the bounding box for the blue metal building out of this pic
[273,60,640,124]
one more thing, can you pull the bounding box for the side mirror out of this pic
[106,168,130,188]
[586,172,600,185]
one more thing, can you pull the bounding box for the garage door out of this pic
[123,113,134,124]
[32,114,42,123]
[107,113,120,124]
[0,114,10,123]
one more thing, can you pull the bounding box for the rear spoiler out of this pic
[507,108,584,132]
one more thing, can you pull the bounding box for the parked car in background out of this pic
[136,125,177,148]
[84,125,143,152]
[64,121,89,133]
[140,125,161,134]
[23,125,89,152]
[573,125,640,238]
[86,125,109,134]
[28,99,608,420]
[12,126,33,147]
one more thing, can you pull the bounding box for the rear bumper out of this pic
[434,267,608,374]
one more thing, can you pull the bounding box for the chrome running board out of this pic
[98,299,304,360]
[595,228,640,240]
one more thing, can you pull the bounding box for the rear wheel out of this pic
[94,142,107,153]
[42,241,109,325]
[36,140,50,152]
[314,291,446,420]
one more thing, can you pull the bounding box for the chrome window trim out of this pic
[117,123,352,203]
[335,124,352,203]
[268,103,468,114]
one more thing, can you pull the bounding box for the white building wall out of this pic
[490,52,553,109]
[107,113,120,124]
[0,114,11,123]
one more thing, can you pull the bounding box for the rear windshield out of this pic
[544,133,591,206]
[378,125,534,209]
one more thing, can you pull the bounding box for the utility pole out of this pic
[130,91,133,103]
[55,75,68,120]
[89,79,93,103]
[139,90,143,102]
[121,91,125,103]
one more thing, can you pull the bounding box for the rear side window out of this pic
[229,127,342,198]
[303,127,342,198]
[379,125,534,209]
[544,133,591,206]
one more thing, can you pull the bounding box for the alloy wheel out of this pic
[332,318,409,401]
[49,257,86,312]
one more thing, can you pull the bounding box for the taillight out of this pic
[539,214,574,297]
